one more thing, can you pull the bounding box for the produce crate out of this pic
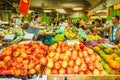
[47,75,120,80]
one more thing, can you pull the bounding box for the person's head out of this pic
[34,15,41,23]
[112,15,119,25]
[94,18,101,25]
[92,21,95,25]
[59,19,64,23]
[53,18,57,21]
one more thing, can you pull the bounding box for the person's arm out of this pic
[29,23,39,28]
[95,25,110,32]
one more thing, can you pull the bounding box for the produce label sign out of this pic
[78,28,88,40]
[67,40,80,45]
[18,0,30,15]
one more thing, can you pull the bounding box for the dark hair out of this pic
[34,15,40,21]
[60,19,64,22]
[92,21,95,25]
[114,15,119,21]
[95,18,101,23]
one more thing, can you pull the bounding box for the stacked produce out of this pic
[64,27,78,40]
[88,35,102,41]
[0,42,48,77]
[44,41,108,75]
[93,43,120,74]
[64,27,84,42]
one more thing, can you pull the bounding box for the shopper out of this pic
[79,20,86,30]
[51,18,59,26]
[28,15,41,38]
[94,15,120,44]
[94,18,104,37]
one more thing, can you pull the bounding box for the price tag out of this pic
[0,78,6,80]
[67,40,80,45]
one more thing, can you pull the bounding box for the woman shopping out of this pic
[28,15,41,38]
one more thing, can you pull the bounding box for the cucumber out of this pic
[11,36,23,44]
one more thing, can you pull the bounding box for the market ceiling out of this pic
[0,0,103,12]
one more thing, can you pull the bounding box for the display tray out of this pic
[0,74,120,80]
[47,75,120,80]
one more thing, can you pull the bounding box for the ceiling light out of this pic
[96,10,107,13]
[44,10,52,13]
[56,9,66,13]
[73,7,82,10]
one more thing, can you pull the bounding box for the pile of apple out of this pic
[0,42,48,77]
[44,41,108,75]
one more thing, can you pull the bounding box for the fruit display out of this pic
[54,34,65,43]
[0,42,48,77]
[44,41,108,75]
[88,34,102,41]
[64,27,78,40]
[85,39,115,49]
[64,27,84,42]
[93,43,120,74]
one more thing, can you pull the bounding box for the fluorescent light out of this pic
[73,7,82,10]
[96,10,107,13]
[101,16,107,18]
[56,9,66,13]
[44,10,52,12]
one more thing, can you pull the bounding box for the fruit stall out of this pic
[0,24,120,80]
[0,39,120,80]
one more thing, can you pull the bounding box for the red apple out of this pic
[66,67,74,74]
[4,56,11,62]
[73,65,79,73]
[90,54,96,62]
[40,57,48,66]
[79,43,84,50]
[68,60,74,67]
[63,55,69,61]
[95,62,103,71]
[48,52,55,58]
[56,47,61,53]
[55,62,61,69]
[83,51,88,57]
[84,56,91,63]
[32,58,39,64]
[28,63,35,69]
[52,69,58,74]
[88,62,95,71]
[62,61,68,68]
[65,50,71,56]
[78,71,84,74]
[78,50,83,58]
[76,58,81,66]
[87,48,94,55]
[21,70,28,76]
[59,68,66,74]
[59,54,65,60]
[70,53,77,60]
[80,60,87,71]
[84,70,92,75]
[47,60,54,69]
[44,68,51,75]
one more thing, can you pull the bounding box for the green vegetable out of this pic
[54,34,65,42]
[43,36,54,45]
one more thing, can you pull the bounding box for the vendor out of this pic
[94,15,120,44]
[28,15,41,38]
